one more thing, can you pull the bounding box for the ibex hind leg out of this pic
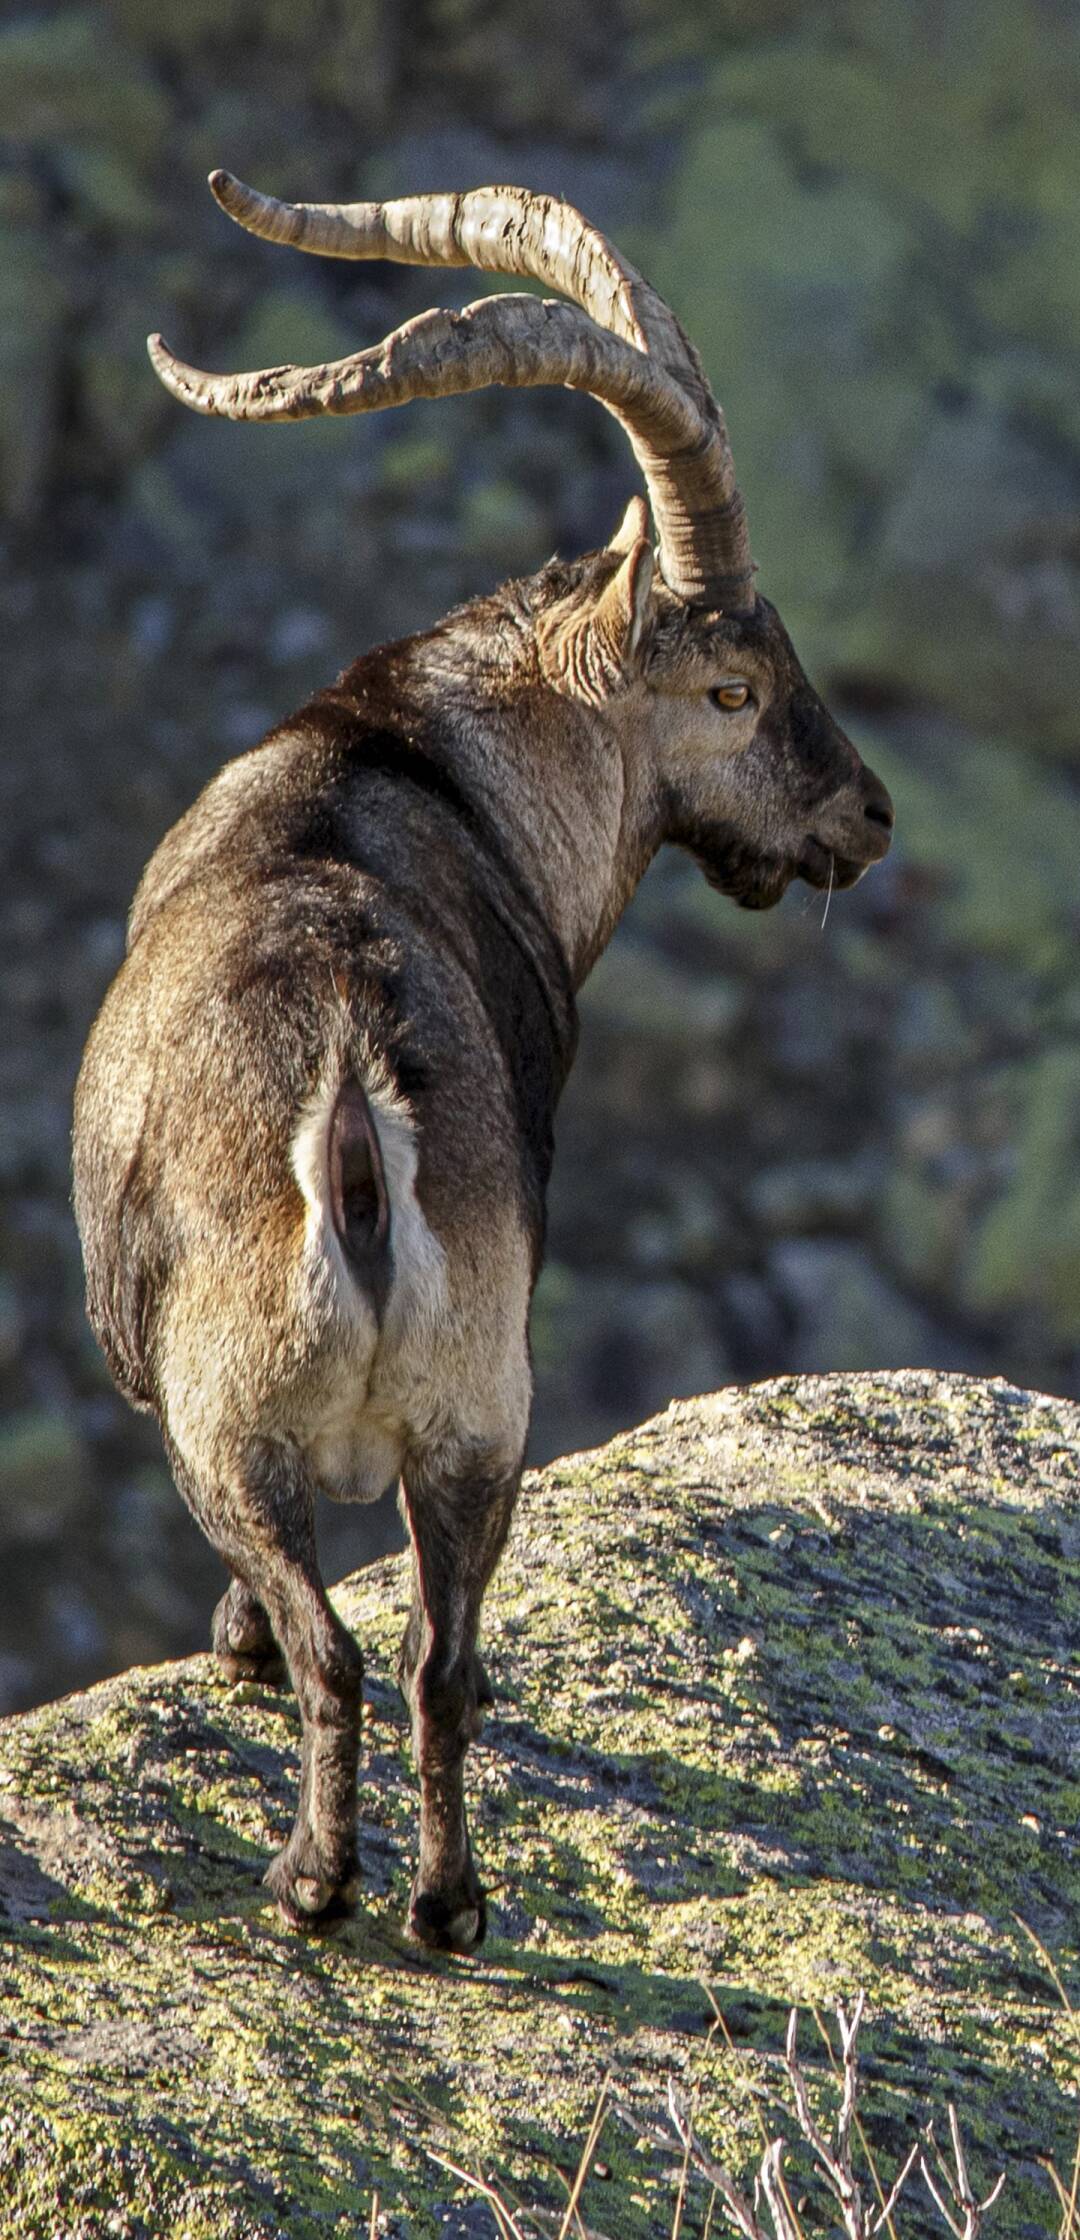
[170,1438,363,1927]
[398,1442,521,1955]
[398,1601,494,1727]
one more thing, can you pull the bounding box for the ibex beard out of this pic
[73,177,893,1953]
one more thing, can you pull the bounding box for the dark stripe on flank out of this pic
[295,685,580,1251]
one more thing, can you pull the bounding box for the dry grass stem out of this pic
[556,2080,611,2240]
[424,2083,614,2240]
[424,2146,531,2240]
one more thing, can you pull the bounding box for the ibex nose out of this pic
[860,766,894,846]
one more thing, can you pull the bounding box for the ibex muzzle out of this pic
[73,177,892,1953]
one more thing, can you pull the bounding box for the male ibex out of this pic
[74,177,893,1953]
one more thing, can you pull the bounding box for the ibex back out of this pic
[73,177,893,1952]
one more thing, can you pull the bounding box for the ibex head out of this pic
[152,174,892,922]
[534,507,893,912]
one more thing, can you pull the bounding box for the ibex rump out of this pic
[74,178,893,1952]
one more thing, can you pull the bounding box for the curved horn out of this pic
[210,174,694,388]
[149,297,701,446]
[153,173,755,609]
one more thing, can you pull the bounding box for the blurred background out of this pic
[2,0,1079,1713]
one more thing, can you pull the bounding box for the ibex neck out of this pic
[394,622,659,990]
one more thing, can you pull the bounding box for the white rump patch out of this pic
[290,1063,446,1337]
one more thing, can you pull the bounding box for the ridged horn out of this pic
[149,173,755,610]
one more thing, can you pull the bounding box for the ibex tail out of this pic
[328,1080,391,1302]
[292,1072,393,1325]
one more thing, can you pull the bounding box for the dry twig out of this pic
[918,2107,1006,2240]
[655,1999,1000,2240]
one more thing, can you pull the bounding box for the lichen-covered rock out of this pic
[1,1374,1076,2237]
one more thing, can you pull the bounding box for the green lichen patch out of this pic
[1,1373,1076,2235]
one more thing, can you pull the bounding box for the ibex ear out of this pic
[608,494,650,555]
[537,534,655,706]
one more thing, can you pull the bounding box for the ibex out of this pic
[74,176,893,1953]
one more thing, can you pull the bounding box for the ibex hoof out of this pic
[215,1646,288,1687]
[409,1881,488,1955]
[293,1873,334,1914]
[211,1586,288,1687]
[264,1845,357,1930]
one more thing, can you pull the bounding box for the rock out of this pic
[529,1263,729,1460]
[769,1239,960,1372]
[0,180,67,522]
[0,12,169,163]
[748,1154,878,1235]
[0,1374,1075,2236]
[0,1413,88,1546]
[580,937,744,1044]
[961,1046,1080,1343]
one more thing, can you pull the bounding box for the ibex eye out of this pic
[709,681,752,711]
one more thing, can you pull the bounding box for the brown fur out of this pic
[73,532,892,1952]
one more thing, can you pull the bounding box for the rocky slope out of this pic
[1,1372,1076,2237]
